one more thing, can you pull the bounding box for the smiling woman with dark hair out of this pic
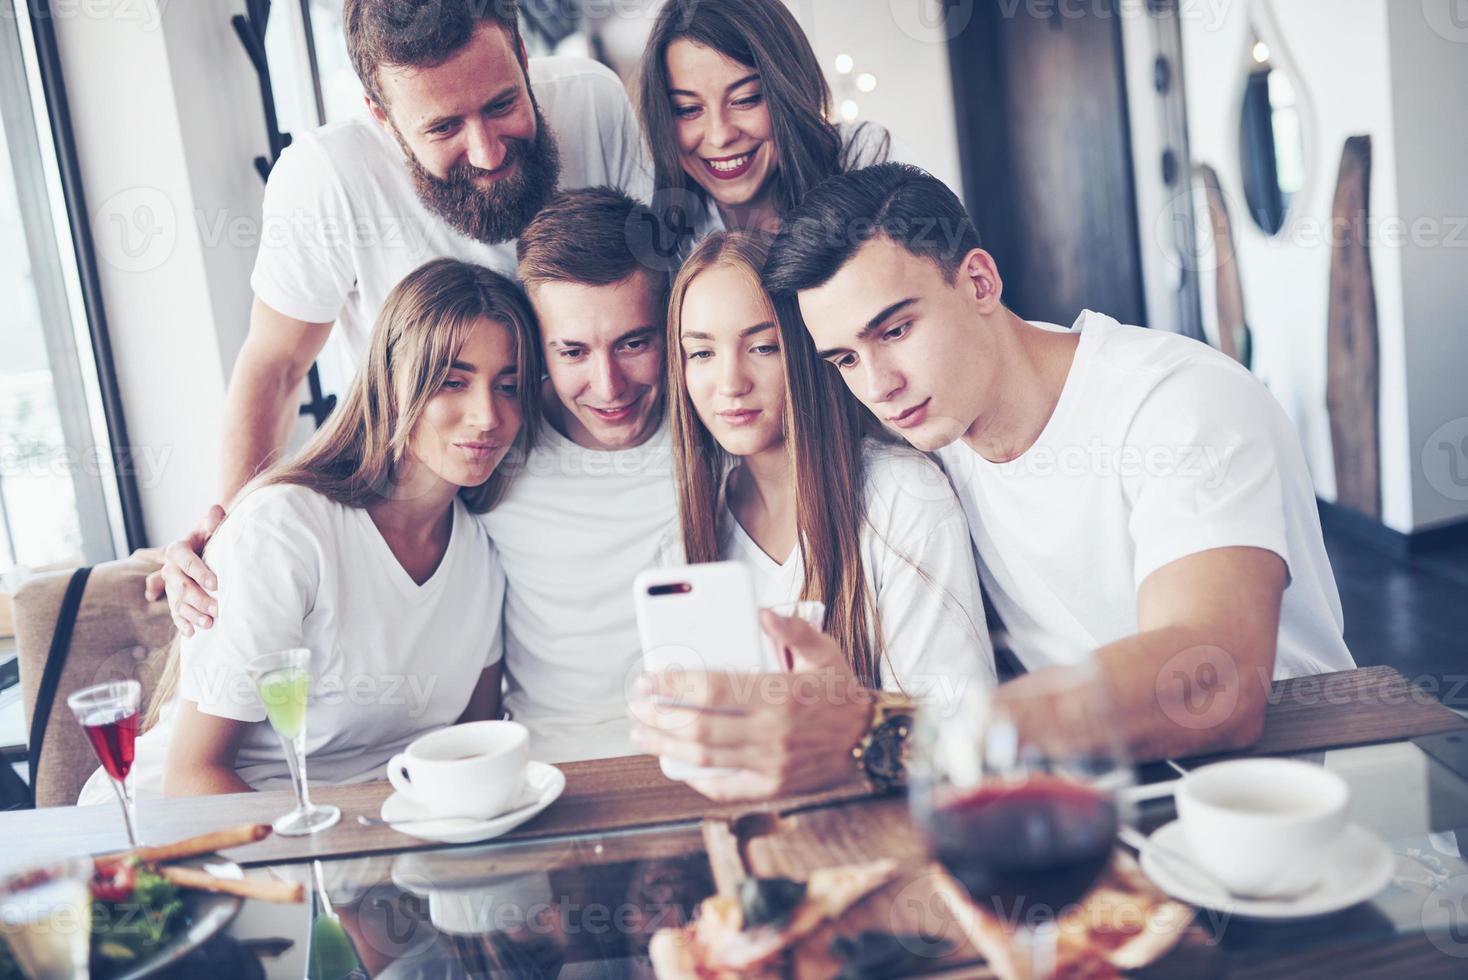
[636,0,908,253]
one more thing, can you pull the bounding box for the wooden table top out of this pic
[4,665,1462,869]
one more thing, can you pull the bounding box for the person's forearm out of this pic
[219,355,304,502]
[163,764,252,798]
[1008,626,1269,763]
[1095,626,1268,760]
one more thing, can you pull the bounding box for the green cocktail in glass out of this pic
[308,861,365,980]
[257,667,308,739]
[245,648,340,836]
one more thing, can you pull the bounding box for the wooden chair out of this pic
[12,557,173,807]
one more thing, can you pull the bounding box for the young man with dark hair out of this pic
[760,162,1354,760]
[153,0,650,612]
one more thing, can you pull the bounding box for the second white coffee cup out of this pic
[1175,758,1349,899]
[387,720,529,819]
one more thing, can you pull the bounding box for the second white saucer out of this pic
[1139,819,1395,920]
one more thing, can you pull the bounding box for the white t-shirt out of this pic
[936,311,1354,679]
[249,56,653,365]
[78,484,506,804]
[666,444,997,696]
[684,122,906,246]
[477,420,677,763]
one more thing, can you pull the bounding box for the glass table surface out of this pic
[221,734,1468,978]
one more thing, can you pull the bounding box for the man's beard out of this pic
[399,100,562,244]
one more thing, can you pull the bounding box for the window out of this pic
[0,1,126,578]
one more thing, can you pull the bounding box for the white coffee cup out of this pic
[1175,758,1349,899]
[387,721,529,819]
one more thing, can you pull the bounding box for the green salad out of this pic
[0,861,185,980]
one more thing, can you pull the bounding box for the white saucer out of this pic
[1140,820,1395,920]
[380,761,565,844]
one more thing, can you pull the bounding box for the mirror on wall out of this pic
[1239,29,1306,236]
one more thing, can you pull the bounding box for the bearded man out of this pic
[145,0,650,609]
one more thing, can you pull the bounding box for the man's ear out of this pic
[365,93,391,131]
[960,248,1004,314]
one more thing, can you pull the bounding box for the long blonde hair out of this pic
[666,231,884,688]
[145,259,542,729]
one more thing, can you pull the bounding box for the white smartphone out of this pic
[632,561,779,782]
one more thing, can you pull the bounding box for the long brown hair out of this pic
[258,258,542,513]
[144,259,541,730]
[666,231,883,687]
[638,0,887,249]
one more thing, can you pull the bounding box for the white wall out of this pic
[1384,2,1468,532]
[1177,0,1418,531]
[52,0,264,546]
[1121,11,1179,335]
[786,0,963,197]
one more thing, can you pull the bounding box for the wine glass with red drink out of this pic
[910,659,1132,978]
[67,680,143,847]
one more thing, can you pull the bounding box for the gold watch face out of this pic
[864,714,912,786]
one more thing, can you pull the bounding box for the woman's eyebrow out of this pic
[669,72,760,99]
[681,321,774,342]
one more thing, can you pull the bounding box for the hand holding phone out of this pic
[632,561,780,781]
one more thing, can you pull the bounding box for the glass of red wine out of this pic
[910,658,1132,978]
[67,680,143,847]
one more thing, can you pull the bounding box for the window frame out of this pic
[4,0,148,560]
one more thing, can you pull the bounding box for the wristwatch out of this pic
[851,691,916,794]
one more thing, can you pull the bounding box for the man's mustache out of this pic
[443,139,528,185]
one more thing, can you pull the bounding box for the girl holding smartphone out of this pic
[635,231,996,796]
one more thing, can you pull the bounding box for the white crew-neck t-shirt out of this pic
[250,56,652,366]
[935,311,1354,679]
[477,419,677,763]
[77,484,506,805]
[664,443,997,696]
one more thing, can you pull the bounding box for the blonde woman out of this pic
[77,259,542,803]
[631,232,996,800]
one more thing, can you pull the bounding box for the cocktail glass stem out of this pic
[109,773,141,848]
[272,731,339,836]
[1012,919,1059,980]
[283,731,313,812]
